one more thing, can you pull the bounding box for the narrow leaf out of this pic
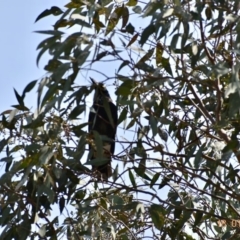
[149,116,158,136]
[139,23,155,46]
[149,204,165,230]
[194,211,203,227]
[14,88,24,106]
[118,107,128,125]
[132,6,142,14]
[35,30,64,36]
[69,105,85,119]
[156,42,163,66]
[125,23,135,34]
[194,145,205,169]
[59,196,65,214]
[118,60,130,73]
[122,6,129,29]
[127,0,138,6]
[129,170,136,188]
[35,7,63,23]
[126,33,139,48]
[162,57,173,76]
[22,80,38,98]
[150,172,160,188]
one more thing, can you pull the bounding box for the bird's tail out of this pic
[93,161,112,181]
[92,142,112,181]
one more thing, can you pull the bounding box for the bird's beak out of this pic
[90,77,97,85]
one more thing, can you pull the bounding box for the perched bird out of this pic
[88,78,118,180]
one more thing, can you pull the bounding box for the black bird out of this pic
[88,78,118,180]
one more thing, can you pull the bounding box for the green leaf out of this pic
[94,51,109,61]
[136,158,146,176]
[150,172,160,188]
[93,130,103,160]
[18,220,31,240]
[74,190,86,201]
[103,96,115,128]
[51,63,71,80]
[11,104,29,111]
[87,158,110,167]
[181,21,189,48]
[135,62,154,73]
[149,204,165,230]
[9,145,23,154]
[58,78,73,109]
[54,19,72,30]
[39,146,54,165]
[25,143,41,154]
[194,211,203,227]
[127,0,138,6]
[72,19,92,28]
[99,0,112,6]
[132,5,142,14]
[116,80,133,96]
[137,48,154,63]
[118,107,128,125]
[75,48,92,66]
[39,84,58,110]
[37,36,59,50]
[126,33,138,48]
[129,170,136,188]
[222,139,239,152]
[36,38,60,66]
[22,80,38,99]
[171,33,181,50]
[35,30,64,36]
[69,105,86,119]
[105,7,122,36]
[194,145,205,169]
[159,175,171,189]
[35,6,63,22]
[122,6,129,29]
[0,156,13,172]
[71,123,89,136]
[7,109,18,125]
[118,60,130,73]
[149,116,158,136]
[162,57,173,76]
[205,7,212,20]
[125,23,135,34]
[44,59,62,72]
[13,88,24,106]
[64,1,83,8]
[59,196,65,214]
[163,8,174,18]
[142,2,162,17]
[23,117,45,129]
[156,42,163,66]
[126,118,135,130]
[139,23,155,46]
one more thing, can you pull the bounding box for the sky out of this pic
[0,0,67,112]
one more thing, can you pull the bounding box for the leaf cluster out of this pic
[2,0,240,239]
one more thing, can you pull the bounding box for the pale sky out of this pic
[0,0,67,111]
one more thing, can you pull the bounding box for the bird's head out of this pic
[90,77,110,103]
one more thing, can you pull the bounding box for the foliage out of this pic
[1,0,240,239]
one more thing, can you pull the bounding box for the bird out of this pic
[88,78,118,180]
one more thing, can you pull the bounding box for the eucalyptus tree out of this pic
[1,0,240,239]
